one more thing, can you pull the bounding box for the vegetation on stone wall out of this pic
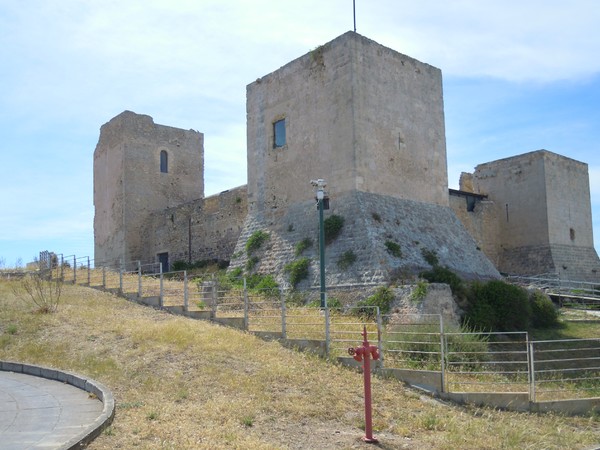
[284,257,310,288]
[245,256,259,272]
[385,240,402,258]
[421,248,439,266]
[357,286,395,319]
[410,280,429,302]
[246,230,269,255]
[324,215,344,244]
[295,237,313,256]
[337,250,357,270]
[421,265,466,301]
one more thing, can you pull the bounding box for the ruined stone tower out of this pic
[93,111,204,268]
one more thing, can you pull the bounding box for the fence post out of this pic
[243,277,249,330]
[159,263,164,308]
[183,270,188,312]
[376,307,383,368]
[60,255,64,279]
[439,314,446,393]
[73,255,76,284]
[280,287,287,340]
[211,276,217,320]
[102,266,106,289]
[529,340,536,403]
[119,268,123,294]
[324,303,330,357]
[87,257,91,286]
[137,261,142,297]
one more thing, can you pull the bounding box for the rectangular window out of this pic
[273,119,286,148]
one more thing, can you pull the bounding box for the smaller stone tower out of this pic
[466,150,600,281]
[93,111,204,268]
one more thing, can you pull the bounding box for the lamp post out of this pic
[311,179,328,308]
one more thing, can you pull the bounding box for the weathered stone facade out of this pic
[93,111,203,268]
[449,150,600,281]
[141,186,247,266]
[93,32,599,284]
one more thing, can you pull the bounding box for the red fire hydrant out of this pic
[348,325,380,444]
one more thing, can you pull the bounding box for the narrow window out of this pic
[570,228,576,241]
[273,119,286,148]
[160,150,168,173]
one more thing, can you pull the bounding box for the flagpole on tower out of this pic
[353,0,357,32]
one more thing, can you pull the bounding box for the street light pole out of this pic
[311,179,327,308]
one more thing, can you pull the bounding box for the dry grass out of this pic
[1,280,599,449]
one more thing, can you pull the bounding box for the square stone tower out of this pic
[246,32,448,218]
[470,150,600,281]
[93,111,204,268]
[233,32,499,284]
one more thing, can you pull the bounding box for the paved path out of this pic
[0,371,104,450]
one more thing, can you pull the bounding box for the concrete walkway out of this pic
[0,371,104,449]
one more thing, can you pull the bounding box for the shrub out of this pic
[12,269,63,313]
[411,280,428,302]
[421,248,439,266]
[308,296,342,308]
[286,290,309,306]
[464,280,531,332]
[371,212,382,222]
[385,241,402,258]
[357,286,395,319]
[229,267,243,280]
[421,266,466,300]
[324,215,344,244]
[246,230,269,255]
[245,256,259,271]
[284,258,310,288]
[295,237,313,256]
[245,274,279,297]
[337,250,357,270]
[530,291,559,328]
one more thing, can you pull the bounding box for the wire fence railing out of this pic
[506,273,600,307]
[36,256,600,403]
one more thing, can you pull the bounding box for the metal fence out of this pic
[43,256,600,403]
[506,273,600,306]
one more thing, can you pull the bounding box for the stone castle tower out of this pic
[93,111,204,269]
[232,32,499,284]
[454,150,599,281]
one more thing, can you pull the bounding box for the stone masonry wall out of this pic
[142,186,247,265]
[229,191,499,289]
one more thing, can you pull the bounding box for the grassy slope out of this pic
[1,281,599,450]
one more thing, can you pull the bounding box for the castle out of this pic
[93,32,600,286]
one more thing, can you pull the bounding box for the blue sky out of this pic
[0,0,599,267]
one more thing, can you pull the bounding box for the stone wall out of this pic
[142,186,247,266]
[229,191,499,289]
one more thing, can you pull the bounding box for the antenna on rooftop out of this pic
[353,0,357,32]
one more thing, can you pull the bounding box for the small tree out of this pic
[13,267,62,313]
